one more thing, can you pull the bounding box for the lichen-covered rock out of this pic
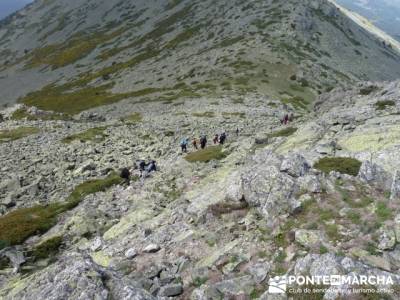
[295,230,323,248]
[378,226,396,250]
[0,253,154,300]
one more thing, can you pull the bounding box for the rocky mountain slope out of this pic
[0,0,400,110]
[1,78,400,299]
[0,0,400,299]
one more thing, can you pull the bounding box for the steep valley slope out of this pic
[0,0,400,110]
[0,0,400,299]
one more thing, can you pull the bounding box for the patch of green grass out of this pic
[11,108,71,121]
[375,100,395,111]
[319,245,328,254]
[325,224,341,241]
[375,202,392,222]
[314,157,362,176]
[121,112,142,124]
[185,145,226,163]
[62,127,108,144]
[267,127,297,138]
[192,111,215,118]
[274,232,288,248]
[0,173,122,249]
[32,235,63,260]
[0,127,39,143]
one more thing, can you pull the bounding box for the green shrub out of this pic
[0,127,39,143]
[185,146,226,162]
[359,86,378,95]
[192,276,208,287]
[32,235,63,260]
[267,127,297,138]
[375,100,395,111]
[314,157,362,176]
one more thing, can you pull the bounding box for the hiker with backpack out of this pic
[192,138,198,150]
[120,167,131,185]
[213,134,219,144]
[138,160,147,177]
[219,132,227,145]
[142,160,157,178]
[180,137,189,153]
[200,135,207,149]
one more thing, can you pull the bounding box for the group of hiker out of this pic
[180,131,230,153]
[120,159,157,184]
[120,112,294,183]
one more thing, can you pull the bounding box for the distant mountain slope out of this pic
[0,0,400,113]
[329,0,400,53]
[336,0,400,41]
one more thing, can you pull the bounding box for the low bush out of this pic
[185,145,226,162]
[375,100,395,111]
[314,157,362,176]
[32,235,63,260]
[359,86,378,95]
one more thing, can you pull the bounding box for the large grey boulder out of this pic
[280,154,310,177]
[358,161,392,191]
[242,151,299,220]
[390,171,400,201]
